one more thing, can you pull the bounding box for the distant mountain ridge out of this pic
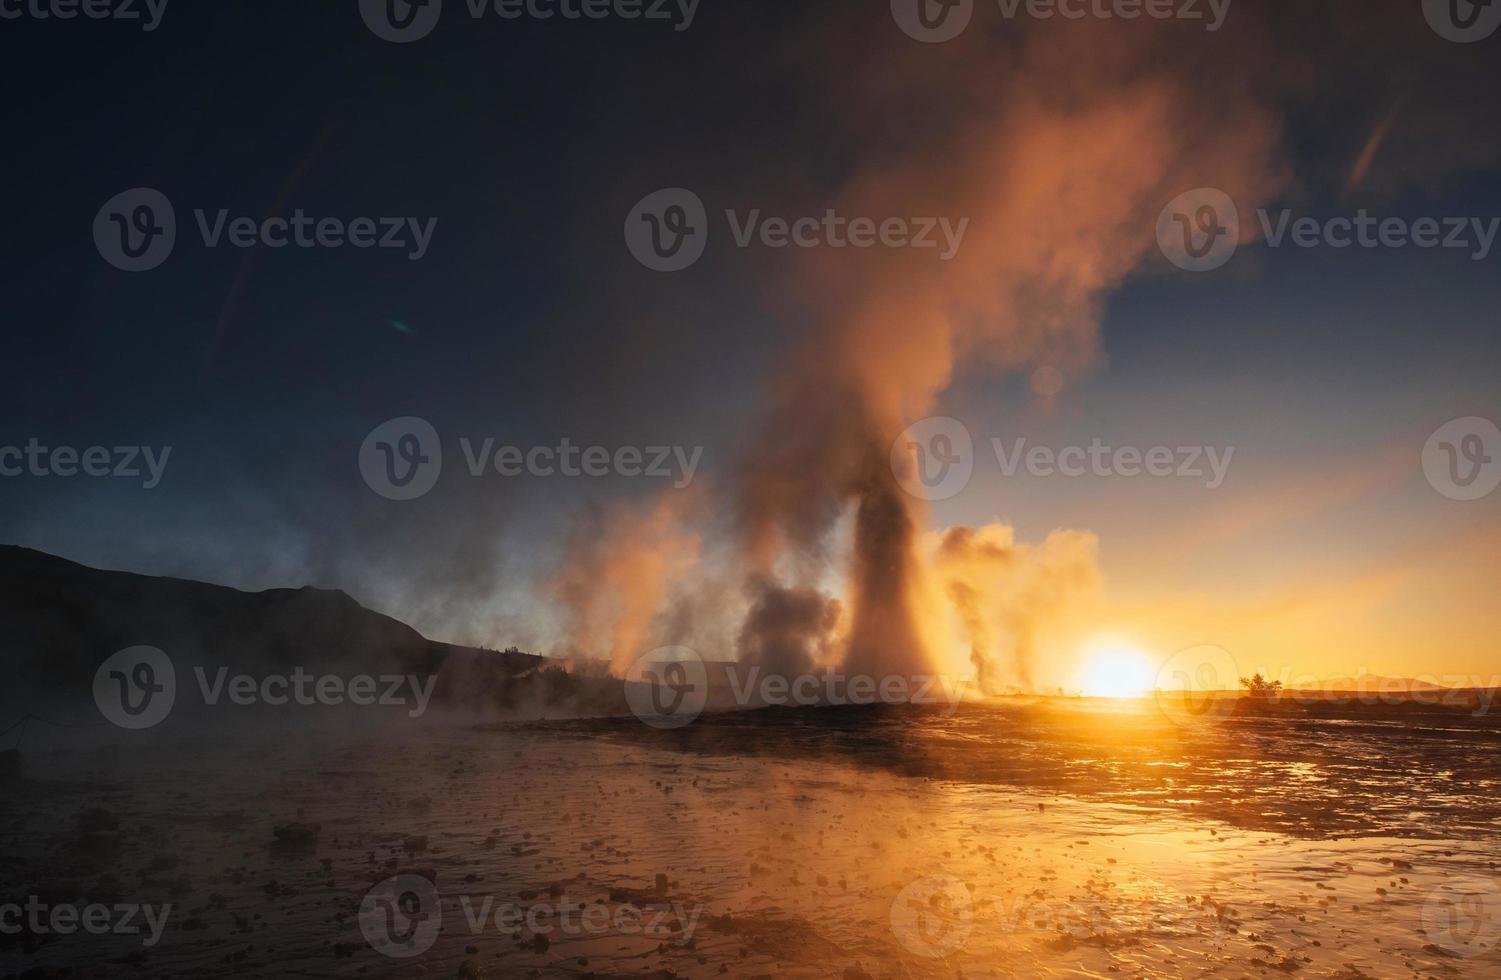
[1287,675,1453,693]
[0,545,548,718]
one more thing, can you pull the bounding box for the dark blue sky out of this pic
[2,0,1497,673]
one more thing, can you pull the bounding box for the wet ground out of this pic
[3,699,1500,978]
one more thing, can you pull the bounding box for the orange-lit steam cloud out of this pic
[930,524,1101,694]
[550,495,701,674]
[545,16,1292,686]
[733,17,1287,680]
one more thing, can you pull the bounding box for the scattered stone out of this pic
[272,823,321,846]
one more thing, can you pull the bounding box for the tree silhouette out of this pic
[1239,673,1284,699]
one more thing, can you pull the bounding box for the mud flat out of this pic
[2,703,1499,978]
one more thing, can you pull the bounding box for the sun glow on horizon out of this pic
[1079,642,1157,699]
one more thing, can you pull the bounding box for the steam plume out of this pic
[550,495,701,673]
[733,16,1286,678]
[931,524,1101,694]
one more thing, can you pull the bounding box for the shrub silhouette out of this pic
[1239,673,1284,699]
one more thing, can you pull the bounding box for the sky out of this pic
[1,0,1498,691]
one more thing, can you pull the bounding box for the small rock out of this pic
[272,822,321,846]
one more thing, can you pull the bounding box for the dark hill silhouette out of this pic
[0,545,607,720]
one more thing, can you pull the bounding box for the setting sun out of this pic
[1080,644,1157,699]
